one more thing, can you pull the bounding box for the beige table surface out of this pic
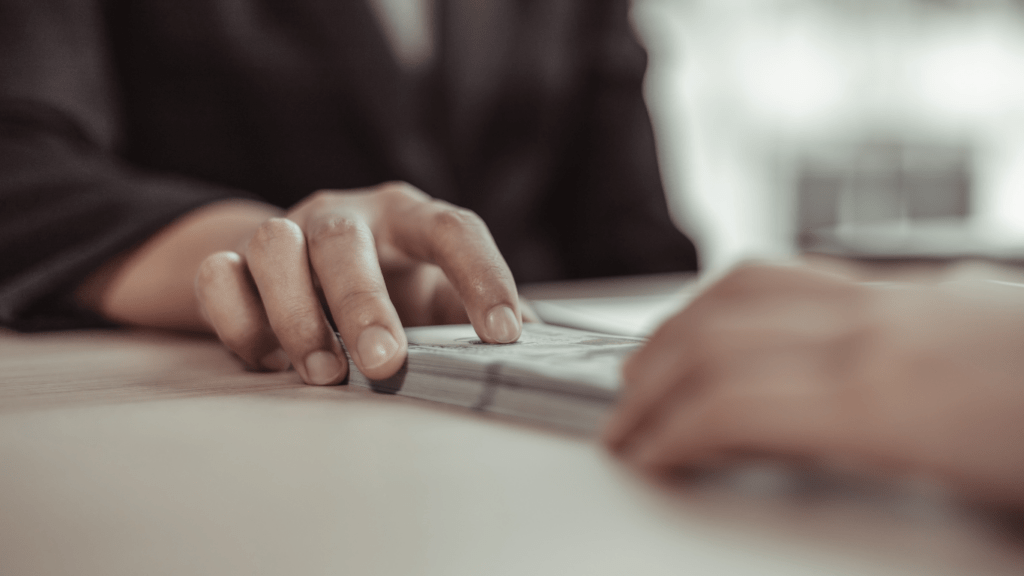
[1,285,1023,575]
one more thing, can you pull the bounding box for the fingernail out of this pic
[261,348,291,372]
[485,305,520,344]
[304,350,344,385]
[357,325,400,370]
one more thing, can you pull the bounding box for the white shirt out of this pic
[367,0,437,71]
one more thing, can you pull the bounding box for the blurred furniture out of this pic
[636,0,1024,271]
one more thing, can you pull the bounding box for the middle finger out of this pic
[305,209,408,380]
[246,218,348,385]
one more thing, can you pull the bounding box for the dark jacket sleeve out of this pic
[0,0,244,330]
[552,0,698,279]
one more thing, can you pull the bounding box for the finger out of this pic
[618,275,741,394]
[608,265,859,449]
[604,352,702,453]
[246,218,347,385]
[624,262,852,384]
[604,310,706,450]
[630,390,833,472]
[194,251,290,371]
[608,310,837,453]
[304,210,408,380]
[381,186,521,344]
[609,314,792,452]
[617,264,788,386]
[622,307,696,386]
[629,360,843,472]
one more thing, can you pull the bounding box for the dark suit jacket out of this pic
[0,0,698,330]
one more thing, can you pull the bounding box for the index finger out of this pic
[381,187,522,344]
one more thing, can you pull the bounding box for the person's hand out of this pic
[193,182,522,385]
[604,263,1024,506]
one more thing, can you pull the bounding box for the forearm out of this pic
[73,199,283,332]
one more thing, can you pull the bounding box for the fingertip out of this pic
[484,304,521,344]
[354,325,408,380]
[303,350,348,385]
[357,325,401,367]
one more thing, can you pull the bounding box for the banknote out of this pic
[347,323,644,433]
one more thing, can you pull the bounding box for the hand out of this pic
[604,263,1024,506]
[193,182,522,384]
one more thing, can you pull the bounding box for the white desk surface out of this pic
[1,277,1022,575]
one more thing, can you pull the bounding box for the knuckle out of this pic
[430,205,483,240]
[194,251,242,288]
[309,189,334,202]
[715,266,763,296]
[249,218,302,253]
[306,215,367,246]
[717,263,799,299]
[375,180,428,203]
[463,262,511,298]
[334,287,389,322]
[305,190,337,211]
[272,312,326,349]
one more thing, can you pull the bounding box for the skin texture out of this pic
[605,263,1024,507]
[74,182,523,384]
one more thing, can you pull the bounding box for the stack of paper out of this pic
[347,324,643,433]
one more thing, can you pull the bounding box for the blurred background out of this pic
[632,0,1024,273]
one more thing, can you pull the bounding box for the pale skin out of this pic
[75,195,1024,506]
[604,263,1024,507]
[74,181,523,385]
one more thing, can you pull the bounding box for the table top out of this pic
[1,281,1023,575]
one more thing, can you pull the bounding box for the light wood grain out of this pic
[0,329,304,413]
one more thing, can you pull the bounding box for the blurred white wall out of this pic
[633,0,1024,271]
